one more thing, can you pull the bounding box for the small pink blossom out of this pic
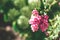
[29,14,41,25]
[58,2,60,6]
[31,24,39,32]
[44,32,49,37]
[29,9,49,32]
[32,9,39,15]
[40,23,48,32]
[29,18,39,24]
[37,15,41,20]
[43,15,49,20]
[39,15,49,32]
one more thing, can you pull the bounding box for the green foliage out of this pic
[20,6,31,18]
[0,0,60,40]
[13,0,26,8]
[17,15,29,29]
[7,8,20,21]
[28,0,41,10]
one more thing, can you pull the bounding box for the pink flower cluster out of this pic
[29,9,49,32]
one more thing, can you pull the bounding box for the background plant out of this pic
[0,0,60,40]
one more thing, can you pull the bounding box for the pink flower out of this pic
[45,32,49,37]
[41,19,48,24]
[43,15,49,20]
[37,15,41,20]
[29,18,39,24]
[40,23,48,32]
[32,9,39,15]
[31,24,39,32]
[29,13,41,32]
[39,15,49,32]
[29,14,41,25]
[29,9,49,32]
[58,2,60,6]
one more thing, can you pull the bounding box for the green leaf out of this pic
[17,15,29,29]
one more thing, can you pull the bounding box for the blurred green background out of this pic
[0,0,60,40]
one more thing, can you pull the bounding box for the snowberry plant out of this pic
[28,0,60,40]
[29,9,49,32]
